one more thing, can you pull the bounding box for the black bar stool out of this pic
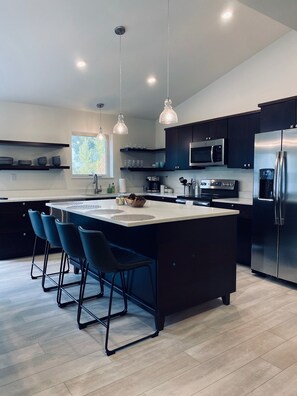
[55,219,103,308]
[78,226,159,356]
[28,209,65,282]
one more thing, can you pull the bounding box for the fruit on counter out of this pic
[128,193,137,200]
[127,193,145,202]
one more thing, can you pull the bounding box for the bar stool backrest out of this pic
[78,226,118,273]
[28,209,47,240]
[55,220,85,260]
[41,213,62,249]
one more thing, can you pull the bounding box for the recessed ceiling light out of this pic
[76,60,87,69]
[147,76,157,86]
[221,10,233,21]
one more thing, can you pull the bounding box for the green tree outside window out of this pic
[71,134,107,175]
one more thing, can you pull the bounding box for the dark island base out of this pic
[68,212,237,330]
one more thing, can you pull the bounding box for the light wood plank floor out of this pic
[1,254,297,395]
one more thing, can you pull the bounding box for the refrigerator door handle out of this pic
[273,151,280,225]
[279,151,286,226]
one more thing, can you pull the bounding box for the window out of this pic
[71,132,111,177]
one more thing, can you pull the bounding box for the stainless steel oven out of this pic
[176,179,238,206]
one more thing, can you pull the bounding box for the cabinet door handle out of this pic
[22,213,26,218]
[22,202,26,206]
[23,232,27,236]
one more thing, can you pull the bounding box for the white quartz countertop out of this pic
[46,198,239,227]
[212,197,253,206]
[0,193,117,203]
[0,192,252,206]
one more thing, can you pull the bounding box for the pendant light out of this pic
[159,0,178,125]
[113,26,128,135]
[96,103,104,141]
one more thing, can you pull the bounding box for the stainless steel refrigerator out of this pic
[252,128,297,283]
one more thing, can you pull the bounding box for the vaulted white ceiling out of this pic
[0,0,291,120]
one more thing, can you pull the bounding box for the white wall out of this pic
[155,30,297,197]
[3,30,297,198]
[0,102,156,197]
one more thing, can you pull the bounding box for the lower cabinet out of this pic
[212,202,252,266]
[0,200,48,259]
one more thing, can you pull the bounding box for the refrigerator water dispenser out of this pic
[259,168,274,199]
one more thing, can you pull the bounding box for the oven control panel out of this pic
[200,179,237,190]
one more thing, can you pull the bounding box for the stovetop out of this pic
[177,179,239,202]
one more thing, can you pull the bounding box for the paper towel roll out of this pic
[119,178,127,193]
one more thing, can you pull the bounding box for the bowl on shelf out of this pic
[37,156,47,166]
[0,156,13,165]
[18,160,32,166]
[51,155,61,167]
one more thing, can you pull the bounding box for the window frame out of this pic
[71,131,113,179]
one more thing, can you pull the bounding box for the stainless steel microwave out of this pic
[189,138,226,167]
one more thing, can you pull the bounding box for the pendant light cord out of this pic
[166,0,170,100]
[119,33,122,114]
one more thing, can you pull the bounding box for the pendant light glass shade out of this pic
[98,126,104,141]
[159,98,178,124]
[113,26,128,135]
[97,103,105,140]
[159,0,178,125]
[113,113,128,135]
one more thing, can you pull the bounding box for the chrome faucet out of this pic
[93,174,102,194]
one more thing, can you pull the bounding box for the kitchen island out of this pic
[47,199,239,329]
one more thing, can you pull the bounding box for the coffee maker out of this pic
[146,176,160,193]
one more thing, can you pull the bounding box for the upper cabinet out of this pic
[163,95,297,171]
[192,118,228,141]
[165,125,193,170]
[259,97,297,132]
[227,111,260,169]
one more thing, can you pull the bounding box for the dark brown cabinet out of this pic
[165,125,193,170]
[212,202,252,266]
[192,118,228,141]
[227,111,260,169]
[259,97,297,132]
[0,200,48,259]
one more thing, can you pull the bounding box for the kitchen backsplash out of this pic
[148,167,253,198]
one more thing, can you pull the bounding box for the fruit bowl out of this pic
[125,195,146,207]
